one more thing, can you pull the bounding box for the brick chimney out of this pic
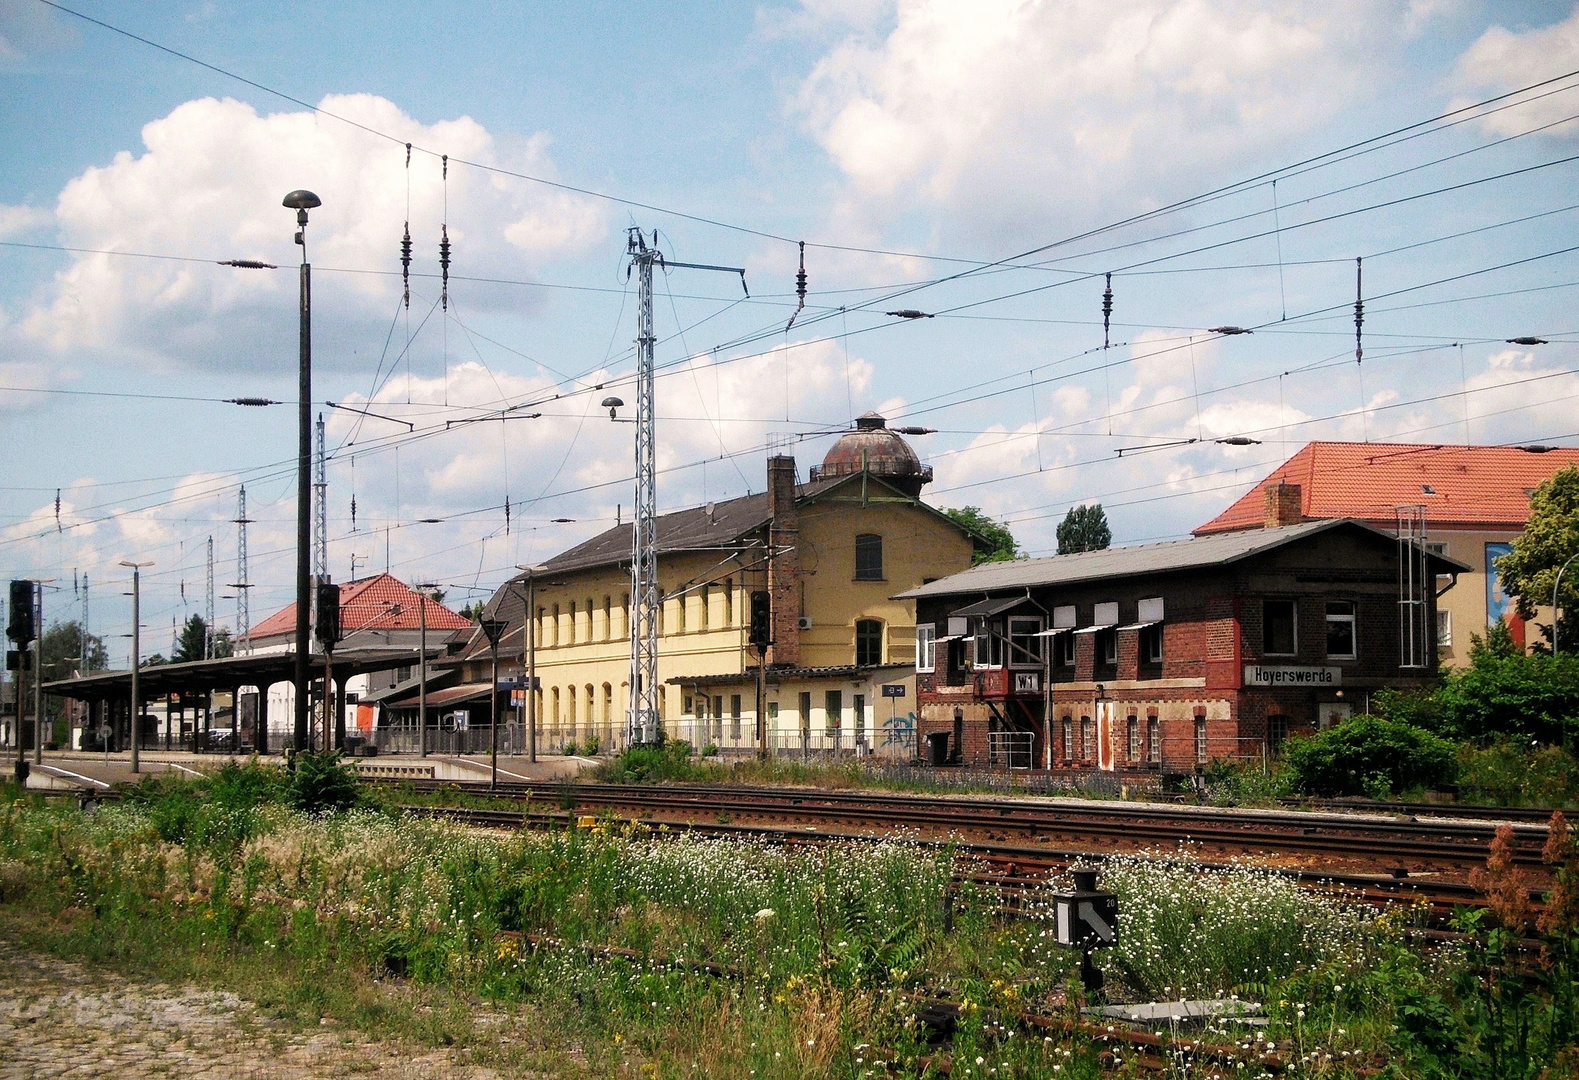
[766,454,800,667]
[1263,481,1304,529]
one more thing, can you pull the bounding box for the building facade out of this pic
[1194,442,1579,664]
[448,416,980,755]
[901,515,1465,773]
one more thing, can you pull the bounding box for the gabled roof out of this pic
[250,573,471,639]
[1193,441,1579,535]
[453,470,979,664]
[896,518,1469,601]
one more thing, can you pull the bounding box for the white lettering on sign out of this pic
[1243,665,1342,687]
[1079,900,1116,943]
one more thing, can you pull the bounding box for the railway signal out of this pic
[1049,865,1119,994]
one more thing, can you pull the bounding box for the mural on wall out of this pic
[1486,542,1515,628]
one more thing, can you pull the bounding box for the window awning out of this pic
[933,635,964,643]
[1072,624,1116,635]
[1116,620,1162,632]
[1033,627,1072,637]
[948,596,1029,619]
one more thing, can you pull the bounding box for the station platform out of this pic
[14,750,596,792]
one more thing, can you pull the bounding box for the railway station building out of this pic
[447,414,984,756]
[1193,441,1579,664]
[900,501,1466,775]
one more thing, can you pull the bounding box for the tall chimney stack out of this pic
[766,455,800,666]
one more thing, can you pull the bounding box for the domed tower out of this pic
[809,412,934,498]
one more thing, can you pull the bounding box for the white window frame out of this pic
[1325,600,1358,660]
[1144,624,1164,664]
[972,617,1003,669]
[916,623,937,673]
[1436,607,1452,648]
[1007,615,1044,669]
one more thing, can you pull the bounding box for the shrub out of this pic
[1457,739,1579,807]
[561,739,580,756]
[1284,715,1459,797]
[581,734,600,757]
[594,740,704,783]
[285,751,364,814]
[1437,651,1579,745]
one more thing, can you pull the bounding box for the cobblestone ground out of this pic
[0,941,505,1079]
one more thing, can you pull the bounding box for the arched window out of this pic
[854,534,883,580]
[855,619,884,666]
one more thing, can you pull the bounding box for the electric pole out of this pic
[205,537,215,659]
[623,228,746,747]
[120,561,152,774]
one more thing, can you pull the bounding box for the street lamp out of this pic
[478,616,508,789]
[284,188,321,754]
[119,560,153,773]
[513,565,567,765]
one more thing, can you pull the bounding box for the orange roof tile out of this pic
[250,573,472,639]
[1193,441,1579,535]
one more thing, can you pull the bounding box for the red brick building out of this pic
[899,510,1465,774]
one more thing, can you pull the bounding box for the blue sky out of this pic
[2,0,1578,661]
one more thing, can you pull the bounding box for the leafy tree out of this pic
[211,627,234,659]
[1495,464,1579,650]
[39,620,107,682]
[1436,651,1579,746]
[1284,715,1459,797]
[173,614,210,663]
[1056,503,1112,554]
[944,506,1020,564]
[460,600,484,622]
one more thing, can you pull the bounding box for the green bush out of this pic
[593,740,702,783]
[285,751,364,814]
[1437,651,1579,745]
[1456,739,1579,807]
[1284,715,1459,797]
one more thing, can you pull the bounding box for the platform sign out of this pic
[881,684,906,698]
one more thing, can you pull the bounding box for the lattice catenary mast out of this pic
[231,486,253,654]
[205,537,215,659]
[623,228,746,747]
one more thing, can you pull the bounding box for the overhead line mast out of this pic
[624,228,747,747]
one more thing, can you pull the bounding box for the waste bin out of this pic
[927,731,951,766]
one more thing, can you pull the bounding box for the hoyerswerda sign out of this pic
[1243,665,1342,686]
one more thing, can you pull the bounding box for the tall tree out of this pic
[173,614,210,663]
[39,620,107,682]
[944,506,1020,564]
[1057,503,1112,554]
[212,627,235,659]
[1496,465,1579,649]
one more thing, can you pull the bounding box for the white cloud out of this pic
[17,94,609,374]
[1455,5,1579,136]
[0,203,49,238]
[793,0,1432,247]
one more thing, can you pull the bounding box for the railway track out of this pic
[391,794,1541,919]
[372,777,1555,879]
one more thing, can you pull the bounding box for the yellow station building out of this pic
[445,414,982,755]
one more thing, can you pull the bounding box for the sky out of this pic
[2,0,1578,663]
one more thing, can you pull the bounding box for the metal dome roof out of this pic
[809,412,933,497]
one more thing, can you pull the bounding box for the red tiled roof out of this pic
[250,573,472,639]
[1193,442,1579,535]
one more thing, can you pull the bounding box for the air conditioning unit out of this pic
[798,616,813,630]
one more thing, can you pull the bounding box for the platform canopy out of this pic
[41,648,440,703]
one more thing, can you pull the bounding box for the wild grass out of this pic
[2,765,1576,1077]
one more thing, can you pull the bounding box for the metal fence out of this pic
[987,730,1036,770]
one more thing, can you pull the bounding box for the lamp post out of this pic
[479,617,508,789]
[514,566,568,765]
[284,188,321,753]
[1557,553,1578,656]
[120,560,153,774]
